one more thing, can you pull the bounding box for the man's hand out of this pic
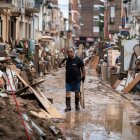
[81,76,85,83]
[59,57,67,68]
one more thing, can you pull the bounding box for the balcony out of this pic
[0,0,15,9]
[11,0,25,16]
[44,21,57,33]
[130,0,140,17]
[25,0,40,13]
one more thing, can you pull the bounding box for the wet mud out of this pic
[43,68,140,140]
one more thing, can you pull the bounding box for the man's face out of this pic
[67,48,74,58]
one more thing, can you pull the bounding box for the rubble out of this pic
[0,36,64,139]
[0,96,65,140]
[94,36,140,108]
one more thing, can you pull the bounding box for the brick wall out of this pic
[108,0,122,33]
[80,0,100,38]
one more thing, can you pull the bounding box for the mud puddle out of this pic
[43,68,140,140]
[57,102,140,140]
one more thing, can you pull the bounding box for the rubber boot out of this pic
[75,96,80,111]
[65,97,71,112]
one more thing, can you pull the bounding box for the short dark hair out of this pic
[67,47,74,52]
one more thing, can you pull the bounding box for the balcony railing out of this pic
[11,0,23,14]
[25,0,40,13]
[130,0,140,17]
[45,21,57,32]
[0,0,15,9]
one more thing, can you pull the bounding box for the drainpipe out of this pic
[33,14,35,40]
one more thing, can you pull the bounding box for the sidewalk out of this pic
[102,81,140,109]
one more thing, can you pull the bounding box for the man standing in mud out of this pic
[59,47,86,112]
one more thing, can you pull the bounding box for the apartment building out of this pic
[0,0,19,42]
[124,0,140,36]
[80,0,102,43]
[71,0,81,38]
[0,0,43,43]
[103,0,122,38]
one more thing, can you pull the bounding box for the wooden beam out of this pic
[124,73,140,94]
[31,79,46,87]
[14,71,62,118]
[30,109,51,119]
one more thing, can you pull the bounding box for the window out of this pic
[93,16,99,21]
[110,7,115,18]
[93,5,99,10]
[93,26,99,32]
[110,7,115,24]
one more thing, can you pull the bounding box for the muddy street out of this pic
[42,67,140,140]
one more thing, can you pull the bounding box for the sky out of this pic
[58,0,69,19]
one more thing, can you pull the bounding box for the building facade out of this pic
[103,0,122,39]
[71,0,81,38]
[124,0,140,36]
[80,0,102,43]
[0,0,67,44]
[0,0,43,43]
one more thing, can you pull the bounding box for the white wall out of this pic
[122,39,139,70]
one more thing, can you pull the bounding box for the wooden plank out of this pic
[14,71,62,118]
[30,109,51,119]
[31,79,46,87]
[15,79,46,96]
[35,88,62,118]
[124,73,140,94]
[113,80,121,89]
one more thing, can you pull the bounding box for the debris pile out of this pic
[94,38,140,108]
[0,96,65,140]
[0,41,64,139]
